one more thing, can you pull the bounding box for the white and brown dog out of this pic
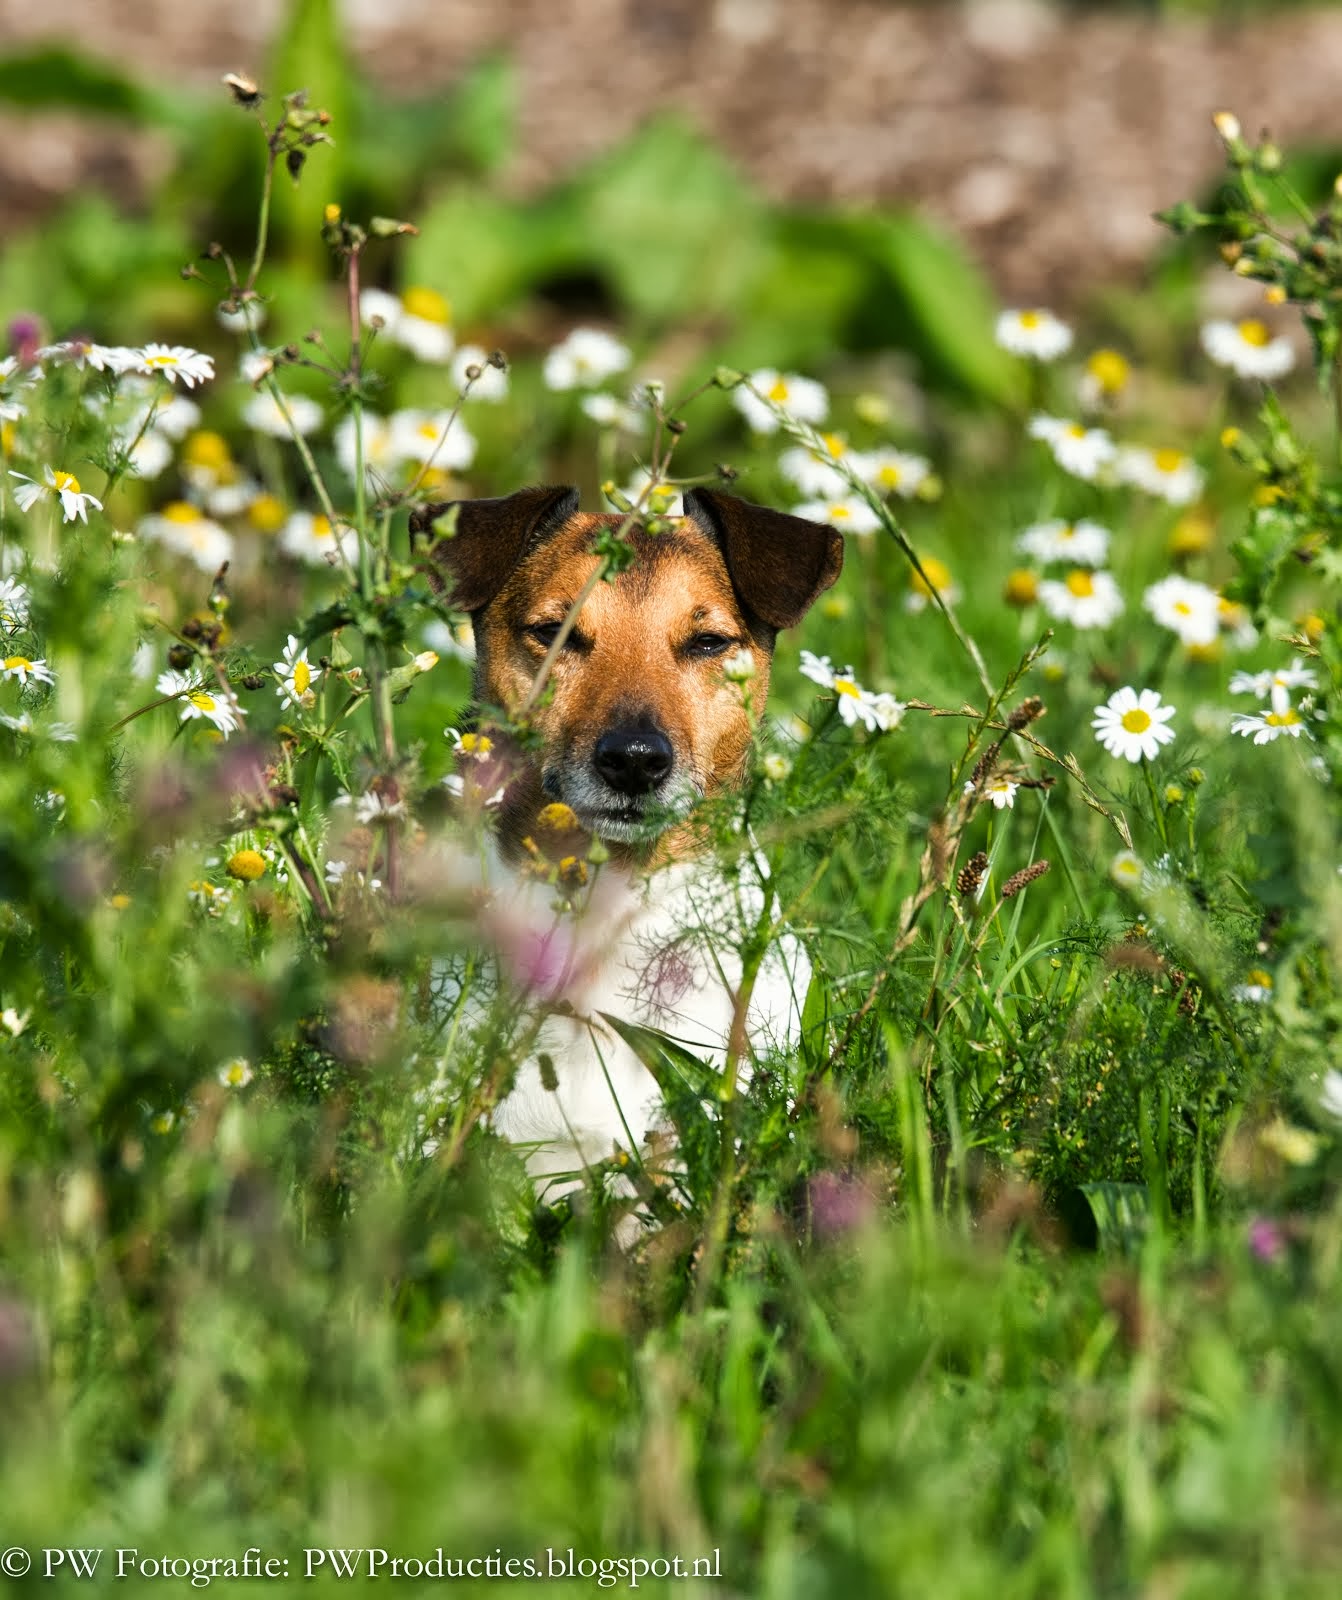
[410,486,842,1195]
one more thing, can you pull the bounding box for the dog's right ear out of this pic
[409,486,580,612]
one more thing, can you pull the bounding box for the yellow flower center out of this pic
[189,691,216,712]
[1065,570,1095,598]
[0,421,13,454]
[248,494,286,533]
[1173,600,1192,616]
[184,431,231,472]
[1237,319,1271,348]
[829,505,851,521]
[912,556,951,596]
[1154,448,1185,474]
[1169,513,1212,556]
[1004,569,1039,606]
[833,678,861,699]
[458,732,492,756]
[401,286,451,325]
[1265,709,1301,728]
[1253,484,1284,508]
[415,421,440,441]
[143,351,180,369]
[292,659,311,696]
[877,465,902,489]
[226,849,267,882]
[1019,311,1042,329]
[4,655,32,672]
[311,515,333,540]
[1065,424,1088,440]
[52,469,81,494]
[537,802,580,832]
[163,501,202,525]
[1120,708,1152,734]
[767,379,791,402]
[1245,969,1273,988]
[1086,348,1130,394]
[223,1062,250,1085]
[821,433,846,458]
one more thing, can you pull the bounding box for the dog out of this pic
[410,486,843,1200]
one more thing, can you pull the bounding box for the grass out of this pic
[0,53,1341,1600]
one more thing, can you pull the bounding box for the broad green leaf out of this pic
[1080,1180,1152,1254]
[0,47,188,125]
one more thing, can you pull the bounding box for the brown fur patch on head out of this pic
[477,514,768,845]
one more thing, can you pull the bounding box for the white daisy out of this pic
[155,668,197,699]
[779,436,852,498]
[1320,1068,1342,1120]
[1229,659,1318,697]
[178,686,245,737]
[852,447,932,499]
[273,634,321,707]
[1027,414,1117,481]
[792,496,880,535]
[542,327,632,391]
[9,465,103,524]
[239,350,276,384]
[354,790,407,825]
[278,510,351,567]
[38,340,140,374]
[996,308,1073,361]
[1110,850,1147,890]
[797,652,899,732]
[116,429,173,479]
[1231,683,1308,744]
[242,390,324,438]
[388,409,477,471]
[0,577,30,630]
[452,344,508,401]
[965,776,1018,809]
[1016,518,1110,567]
[137,344,215,388]
[333,412,402,486]
[1231,969,1274,1004]
[218,1057,255,1088]
[361,286,455,362]
[1037,569,1125,629]
[1117,445,1205,506]
[142,394,202,441]
[1143,574,1221,648]
[1,654,54,686]
[217,300,267,334]
[722,647,756,682]
[733,369,829,435]
[1091,686,1177,763]
[1200,318,1295,382]
[139,503,235,574]
[581,391,642,431]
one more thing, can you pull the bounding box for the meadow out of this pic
[1,15,1342,1597]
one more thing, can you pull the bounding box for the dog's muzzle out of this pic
[591,723,675,797]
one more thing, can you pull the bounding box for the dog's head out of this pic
[411,486,842,844]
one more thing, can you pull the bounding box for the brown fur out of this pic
[409,488,842,869]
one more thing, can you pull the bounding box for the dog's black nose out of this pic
[592,726,674,796]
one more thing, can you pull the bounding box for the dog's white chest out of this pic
[484,855,808,1188]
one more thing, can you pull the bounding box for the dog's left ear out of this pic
[682,487,844,631]
[409,485,580,612]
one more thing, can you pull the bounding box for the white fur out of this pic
[470,839,809,1197]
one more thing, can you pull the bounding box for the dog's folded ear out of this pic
[682,487,844,631]
[409,486,580,612]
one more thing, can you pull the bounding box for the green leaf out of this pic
[568,117,765,322]
[0,47,189,124]
[1079,1181,1152,1254]
[844,213,1023,404]
[597,1012,720,1188]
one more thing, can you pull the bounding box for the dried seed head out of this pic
[969,740,1002,790]
[222,72,261,108]
[538,1053,559,1092]
[1007,696,1045,732]
[1001,859,1051,899]
[956,850,989,899]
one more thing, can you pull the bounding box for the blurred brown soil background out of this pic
[1,0,1341,298]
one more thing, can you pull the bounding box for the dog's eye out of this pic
[686,633,736,659]
[525,622,565,649]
